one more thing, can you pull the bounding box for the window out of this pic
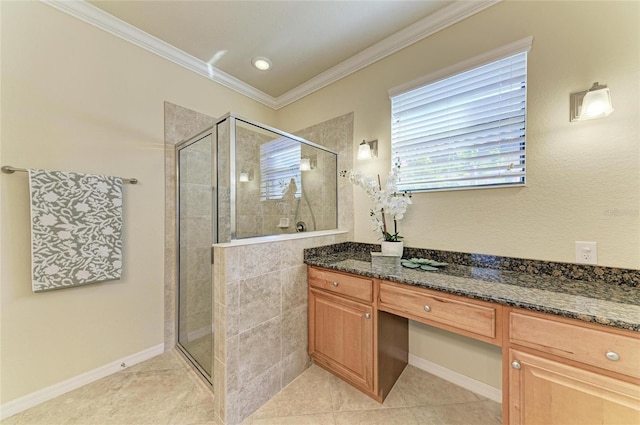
[260,137,301,201]
[390,39,531,192]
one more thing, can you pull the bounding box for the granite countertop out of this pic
[304,243,640,332]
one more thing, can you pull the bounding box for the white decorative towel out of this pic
[28,169,123,292]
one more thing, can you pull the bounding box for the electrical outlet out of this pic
[575,241,597,265]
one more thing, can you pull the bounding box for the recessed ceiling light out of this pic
[252,57,272,71]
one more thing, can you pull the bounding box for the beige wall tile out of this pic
[238,318,282,386]
[239,271,282,332]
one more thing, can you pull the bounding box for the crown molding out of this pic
[42,0,500,111]
[41,0,278,109]
[276,0,501,109]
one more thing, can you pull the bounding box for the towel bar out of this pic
[1,165,138,184]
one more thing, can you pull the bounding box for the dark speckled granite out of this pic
[304,242,640,332]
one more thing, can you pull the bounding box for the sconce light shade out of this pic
[357,142,371,160]
[300,158,311,171]
[357,139,378,160]
[570,82,614,122]
[239,168,253,182]
[300,155,317,171]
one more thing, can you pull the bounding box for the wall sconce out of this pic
[570,82,614,122]
[357,139,378,160]
[300,156,316,171]
[239,168,253,182]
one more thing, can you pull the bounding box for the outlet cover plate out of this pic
[575,241,597,265]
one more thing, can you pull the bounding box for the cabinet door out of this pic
[309,288,374,391]
[509,349,640,425]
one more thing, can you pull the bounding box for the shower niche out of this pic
[175,114,338,385]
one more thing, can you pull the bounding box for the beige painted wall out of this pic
[0,1,274,403]
[277,0,639,269]
[2,0,638,406]
[277,1,639,389]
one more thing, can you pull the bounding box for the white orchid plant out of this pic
[340,162,412,242]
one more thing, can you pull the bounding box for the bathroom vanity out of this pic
[305,243,640,425]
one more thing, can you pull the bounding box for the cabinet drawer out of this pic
[379,281,498,341]
[510,311,640,378]
[308,267,373,303]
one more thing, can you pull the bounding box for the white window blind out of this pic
[391,51,527,192]
[260,137,301,201]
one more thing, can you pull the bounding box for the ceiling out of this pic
[55,1,498,108]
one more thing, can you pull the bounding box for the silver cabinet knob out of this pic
[364,313,371,319]
[511,360,521,370]
[424,305,431,312]
[605,351,620,361]
[332,281,339,287]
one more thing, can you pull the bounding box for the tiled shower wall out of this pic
[234,125,272,238]
[296,113,354,232]
[164,102,214,350]
[164,107,354,424]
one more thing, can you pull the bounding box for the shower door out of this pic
[176,130,215,383]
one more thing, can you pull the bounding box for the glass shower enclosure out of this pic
[175,114,338,384]
[176,129,215,382]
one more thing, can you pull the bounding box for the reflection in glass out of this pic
[224,117,337,239]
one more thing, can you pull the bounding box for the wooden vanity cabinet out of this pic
[308,266,408,402]
[309,288,374,392]
[506,308,640,425]
[308,264,640,424]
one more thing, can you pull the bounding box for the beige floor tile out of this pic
[410,401,502,425]
[328,375,385,413]
[2,349,215,425]
[382,365,481,408]
[252,413,336,425]
[334,407,420,425]
[2,352,501,425]
[82,404,179,425]
[251,365,334,419]
[123,349,191,374]
[168,382,217,425]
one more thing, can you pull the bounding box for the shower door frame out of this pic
[174,126,217,387]
[222,113,338,240]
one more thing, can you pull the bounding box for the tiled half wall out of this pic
[212,232,349,425]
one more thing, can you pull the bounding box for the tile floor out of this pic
[2,350,216,425]
[2,350,501,425]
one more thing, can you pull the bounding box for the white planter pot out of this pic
[381,241,404,257]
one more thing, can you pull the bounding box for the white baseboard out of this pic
[0,344,165,420]
[408,353,502,403]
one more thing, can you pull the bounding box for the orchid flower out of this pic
[340,162,412,241]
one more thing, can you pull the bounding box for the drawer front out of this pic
[510,311,640,378]
[379,281,497,340]
[308,267,373,303]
